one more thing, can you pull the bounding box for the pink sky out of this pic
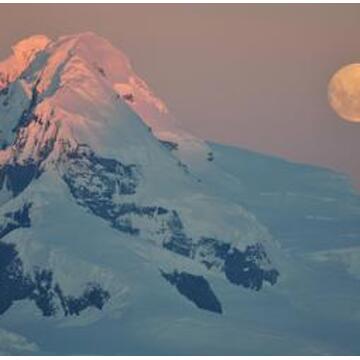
[0,4,359,189]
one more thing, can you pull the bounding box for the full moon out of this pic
[328,63,360,122]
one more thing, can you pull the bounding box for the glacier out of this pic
[0,32,359,355]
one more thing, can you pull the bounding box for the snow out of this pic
[12,35,51,65]
[309,246,360,279]
[0,32,359,355]
[0,328,38,355]
[0,35,51,88]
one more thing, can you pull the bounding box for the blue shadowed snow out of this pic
[208,142,360,253]
[62,144,279,293]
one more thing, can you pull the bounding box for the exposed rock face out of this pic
[0,33,359,356]
[0,32,279,322]
[0,203,31,239]
[0,241,110,317]
[161,270,222,314]
[60,143,279,295]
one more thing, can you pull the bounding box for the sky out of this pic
[0,4,359,189]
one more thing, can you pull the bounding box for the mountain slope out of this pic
[0,33,359,355]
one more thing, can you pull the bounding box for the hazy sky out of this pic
[0,4,360,188]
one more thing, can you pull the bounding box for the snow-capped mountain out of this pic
[0,33,359,355]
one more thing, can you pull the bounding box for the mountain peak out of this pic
[1,32,358,355]
[12,34,51,64]
[0,34,51,87]
[0,32,210,170]
[56,31,132,70]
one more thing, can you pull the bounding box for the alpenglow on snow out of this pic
[0,33,359,356]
